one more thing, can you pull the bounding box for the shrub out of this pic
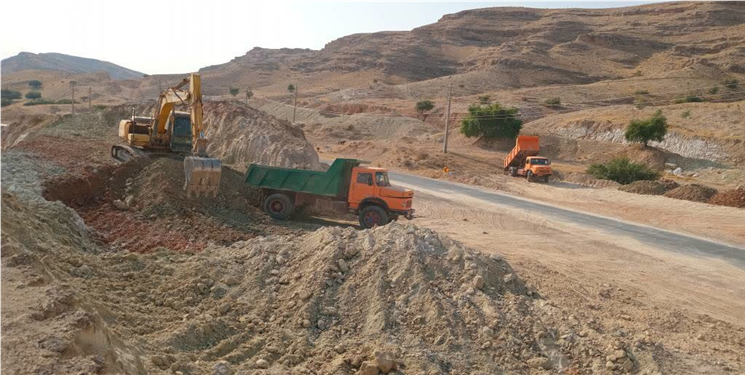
[23,99,56,106]
[723,79,739,90]
[55,99,78,104]
[229,87,239,97]
[460,103,522,139]
[634,90,649,95]
[287,84,296,92]
[708,86,719,95]
[634,96,647,109]
[681,110,691,119]
[478,95,491,105]
[587,157,659,185]
[675,94,703,104]
[93,104,108,110]
[625,110,667,146]
[25,91,42,100]
[543,97,561,108]
[1,98,12,107]
[1,89,22,100]
[28,80,42,89]
[415,100,434,115]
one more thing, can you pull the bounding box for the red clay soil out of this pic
[708,188,745,208]
[663,184,718,203]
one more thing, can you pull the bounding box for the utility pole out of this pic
[70,81,76,116]
[88,87,92,110]
[245,90,249,105]
[442,82,453,154]
[292,86,298,123]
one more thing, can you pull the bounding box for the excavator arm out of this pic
[151,74,207,156]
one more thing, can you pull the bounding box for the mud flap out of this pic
[184,156,221,198]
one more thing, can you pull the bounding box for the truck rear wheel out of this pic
[359,206,388,229]
[264,193,294,220]
[509,167,518,177]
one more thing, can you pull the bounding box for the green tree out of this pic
[415,100,434,116]
[229,87,239,97]
[587,157,659,185]
[28,80,42,89]
[1,89,22,100]
[1,98,12,107]
[625,110,667,146]
[460,103,522,139]
[287,84,295,93]
[246,89,254,100]
[25,91,42,101]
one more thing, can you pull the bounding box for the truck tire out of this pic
[543,175,550,183]
[264,193,294,220]
[526,171,534,182]
[509,167,518,177]
[359,205,388,229]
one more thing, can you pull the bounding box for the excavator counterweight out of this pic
[112,73,221,197]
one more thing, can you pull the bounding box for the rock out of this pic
[211,283,229,299]
[112,199,129,210]
[124,195,135,207]
[212,361,233,375]
[317,319,327,330]
[337,258,349,273]
[256,358,269,369]
[489,254,502,262]
[527,357,552,370]
[344,246,360,259]
[606,361,616,370]
[621,358,634,371]
[334,344,345,354]
[301,319,311,328]
[664,162,677,170]
[480,326,494,339]
[276,255,286,265]
[218,303,231,315]
[473,275,485,290]
[503,273,515,283]
[224,277,240,286]
[673,167,683,176]
[374,351,396,373]
[356,361,380,375]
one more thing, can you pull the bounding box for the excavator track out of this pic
[111,145,149,163]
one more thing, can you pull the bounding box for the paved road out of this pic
[389,171,745,268]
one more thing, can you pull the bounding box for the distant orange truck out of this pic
[504,135,552,182]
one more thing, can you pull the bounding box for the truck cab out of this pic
[523,156,552,182]
[348,167,414,227]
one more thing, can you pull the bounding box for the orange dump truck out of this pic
[504,135,552,182]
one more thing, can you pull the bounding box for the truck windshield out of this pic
[531,158,550,165]
[375,172,390,186]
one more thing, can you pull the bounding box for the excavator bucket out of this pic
[184,156,221,198]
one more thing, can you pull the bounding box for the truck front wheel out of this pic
[264,194,294,220]
[359,206,388,229]
[526,171,534,182]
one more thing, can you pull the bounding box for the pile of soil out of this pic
[708,188,745,208]
[618,179,679,195]
[2,198,645,374]
[663,184,718,203]
[204,101,324,171]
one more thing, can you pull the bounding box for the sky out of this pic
[1,0,665,75]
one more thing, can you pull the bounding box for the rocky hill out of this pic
[192,2,745,95]
[1,52,143,80]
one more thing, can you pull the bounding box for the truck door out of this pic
[349,171,375,207]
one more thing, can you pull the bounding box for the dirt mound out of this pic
[708,188,745,208]
[618,179,679,195]
[663,184,718,203]
[3,201,643,374]
[204,101,323,171]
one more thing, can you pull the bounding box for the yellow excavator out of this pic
[111,73,221,197]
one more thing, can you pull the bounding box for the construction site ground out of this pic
[2,105,744,374]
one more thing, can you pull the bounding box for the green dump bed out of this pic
[244,158,361,199]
